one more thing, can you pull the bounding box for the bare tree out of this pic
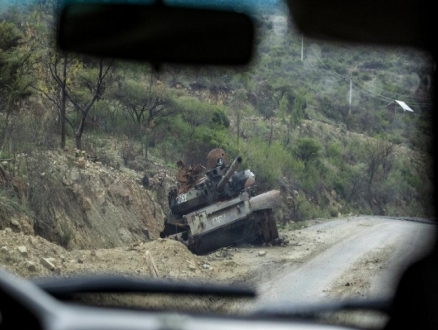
[362,139,394,214]
[31,0,107,149]
[30,0,71,148]
[67,58,114,149]
[248,81,278,146]
[111,70,176,158]
[230,89,250,150]
[279,91,305,150]
[36,51,71,149]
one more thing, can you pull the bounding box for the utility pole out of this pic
[349,77,352,115]
[301,35,304,61]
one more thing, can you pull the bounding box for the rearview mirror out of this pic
[285,0,431,49]
[57,3,255,65]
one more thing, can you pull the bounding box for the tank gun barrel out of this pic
[216,156,242,191]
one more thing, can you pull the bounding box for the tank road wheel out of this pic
[266,209,279,240]
[254,209,279,243]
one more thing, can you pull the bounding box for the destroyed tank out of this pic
[160,148,280,255]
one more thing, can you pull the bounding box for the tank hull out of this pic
[170,190,280,255]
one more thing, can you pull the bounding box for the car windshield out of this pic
[0,0,436,329]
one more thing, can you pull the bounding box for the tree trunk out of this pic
[75,115,86,150]
[282,124,291,150]
[73,59,109,150]
[60,54,68,148]
[1,95,13,148]
[268,118,274,147]
[236,114,241,150]
[144,135,149,160]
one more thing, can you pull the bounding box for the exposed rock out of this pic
[2,149,166,251]
[62,177,72,186]
[82,197,92,211]
[40,257,55,270]
[9,216,34,235]
[120,190,132,205]
[27,261,37,272]
[117,228,131,244]
[17,246,28,257]
[258,251,267,257]
[76,157,86,169]
[10,219,21,231]
[70,168,81,181]
[96,190,106,205]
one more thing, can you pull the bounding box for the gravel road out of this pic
[230,216,436,328]
[254,216,435,306]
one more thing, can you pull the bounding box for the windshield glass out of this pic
[0,0,436,329]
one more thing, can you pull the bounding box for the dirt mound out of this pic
[0,229,213,280]
[0,228,242,313]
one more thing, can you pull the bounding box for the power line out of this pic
[351,78,433,106]
[304,39,346,80]
[351,77,433,106]
[301,38,433,107]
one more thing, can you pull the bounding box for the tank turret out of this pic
[216,156,242,191]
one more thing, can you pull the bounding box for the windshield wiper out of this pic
[253,298,392,320]
[33,275,256,300]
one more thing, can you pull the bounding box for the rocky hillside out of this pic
[0,146,178,250]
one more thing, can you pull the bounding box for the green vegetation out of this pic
[282,220,311,231]
[0,1,434,226]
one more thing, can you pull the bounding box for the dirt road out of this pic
[224,216,435,328]
[250,216,435,305]
[1,215,435,327]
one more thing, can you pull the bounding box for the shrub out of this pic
[120,141,138,166]
[329,207,338,217]
[60,223,73,248]
[293,137,322,169]
[326,141,343,160]
[211,109,230,128]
